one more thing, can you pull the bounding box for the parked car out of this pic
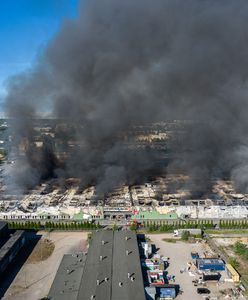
[197,288,211,294]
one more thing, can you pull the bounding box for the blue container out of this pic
[197,259,225,271]
[159,287,176,298]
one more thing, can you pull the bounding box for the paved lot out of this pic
[3,231,88,300]
[147,233,240,300]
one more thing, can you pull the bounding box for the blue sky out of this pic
[0,0,80,113]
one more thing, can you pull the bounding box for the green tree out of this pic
[112,223,118,231]
[130,223,138,231]
[181,230,190,241]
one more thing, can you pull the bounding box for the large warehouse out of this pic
[48,230,146,300]
[0,221,26,277]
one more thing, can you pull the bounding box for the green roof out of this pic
[131,210,178,220]
[73,211,85,220]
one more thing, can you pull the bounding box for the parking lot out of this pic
[147,233,241,300]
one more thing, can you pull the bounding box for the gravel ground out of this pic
[213,237,248,247]
[3,231,88,300]
[147,233,239,300]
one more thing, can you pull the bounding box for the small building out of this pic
[196,258,225,271]
[148,271,165,285]
[226,264,240,283]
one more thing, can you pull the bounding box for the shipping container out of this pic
[203,271,221,281]
[157,286,176,299]
[196,258,225,271]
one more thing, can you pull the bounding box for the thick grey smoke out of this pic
[4,0,248,194]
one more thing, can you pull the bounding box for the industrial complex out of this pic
[45,229,247,300]
[0,120,248,225]
[0,120,248,299]
[1,0,248,298]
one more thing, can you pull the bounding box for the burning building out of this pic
[2,0,248,209]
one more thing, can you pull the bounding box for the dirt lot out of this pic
[213,237,248,294]
[27,238,55,263]
[213,237,248,247]
[3,231,88,300]
[147,233,241,300]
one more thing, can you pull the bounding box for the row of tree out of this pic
[143,219,215,232]
[8,221,101,231]
[142,219,248,232]
[219,219,248,229]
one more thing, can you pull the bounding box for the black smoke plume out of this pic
[4,0,248,194]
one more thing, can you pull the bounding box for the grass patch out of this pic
[141,229,174,234]
[205,229,248,235]
[162,238,177,243]
[242,275,248,291]
[233,241,248,260]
